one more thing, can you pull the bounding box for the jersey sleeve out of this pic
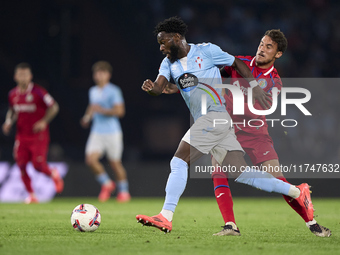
[207,43,235,66]
[36,86,55,107]
[110,86,124,106]
[158,57,171,81]
[223,66,233,76]
[8,91,13,107]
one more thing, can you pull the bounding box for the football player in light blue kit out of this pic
[136,17,313,233]
[81,61,130,203]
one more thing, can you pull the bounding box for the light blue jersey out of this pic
[159,43,235,121]
[89,83,124,134]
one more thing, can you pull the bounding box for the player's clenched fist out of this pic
[2,122,12,136]
[141,79,154,92]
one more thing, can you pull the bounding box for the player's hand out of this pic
[91,104,105,114]
[2,122,12,136]
[80,115,91,128]
[32,120,47,133]
[252,85,272,109]
[141,79,154,92]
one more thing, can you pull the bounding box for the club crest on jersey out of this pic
[25,94,33,102]
[195,57,203,69]
[258,79,267,89]
[178,73,198,90]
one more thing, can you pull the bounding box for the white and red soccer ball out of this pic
[70,204,101,232]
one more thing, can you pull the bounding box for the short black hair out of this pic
[264,29,288,53]
[154,16,188,36]
[14,62,32,72]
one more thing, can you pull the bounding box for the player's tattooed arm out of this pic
[2,107,17,136]
[162,82,179,94]
[141,75,168,96]
[33,102,59,133]
[232,58,272,109]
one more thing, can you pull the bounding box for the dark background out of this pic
[0,0,339,197]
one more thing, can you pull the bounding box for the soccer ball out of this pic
[70,204,101,232]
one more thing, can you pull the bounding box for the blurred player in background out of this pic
[2,62,63,204]
[164,30,331,237]
[80,61,130,203]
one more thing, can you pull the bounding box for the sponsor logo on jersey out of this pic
[258,79,267,89]
[178,73,198,90]
[13,104,36,112]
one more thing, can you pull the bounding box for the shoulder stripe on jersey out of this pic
[267,73,276,93]
[238,58,251,62]
[251,67,255,73]
[256,72,262,78]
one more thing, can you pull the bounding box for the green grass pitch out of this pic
[0,197,339,255]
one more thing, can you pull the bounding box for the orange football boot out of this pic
[98,181,115,202]
[295,183,314,221]
[136,213,172,233]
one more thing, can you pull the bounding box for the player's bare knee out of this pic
[85,155,97,167]
[109,160,122,170]
[223,151,246,167]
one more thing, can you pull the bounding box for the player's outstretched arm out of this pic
[32,102,59,133]
[2,108,16,136]
[232,58,272,109]
[162,82,179,94]
[141,75,168,96]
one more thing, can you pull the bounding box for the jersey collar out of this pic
[250,57,274,76]
[17,82,33,94]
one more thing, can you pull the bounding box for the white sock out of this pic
[287,186,300,199]
[306,219,317,227]
[161,209,174,222]
[225,221,238,230]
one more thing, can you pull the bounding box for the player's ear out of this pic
[173,33,182,42]
[275,51,283,59]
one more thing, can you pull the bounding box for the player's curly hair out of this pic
[264,29,288,53]
[154,16,188,36]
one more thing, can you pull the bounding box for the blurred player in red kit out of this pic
[2,63,64,204]
[211,29,331,237]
